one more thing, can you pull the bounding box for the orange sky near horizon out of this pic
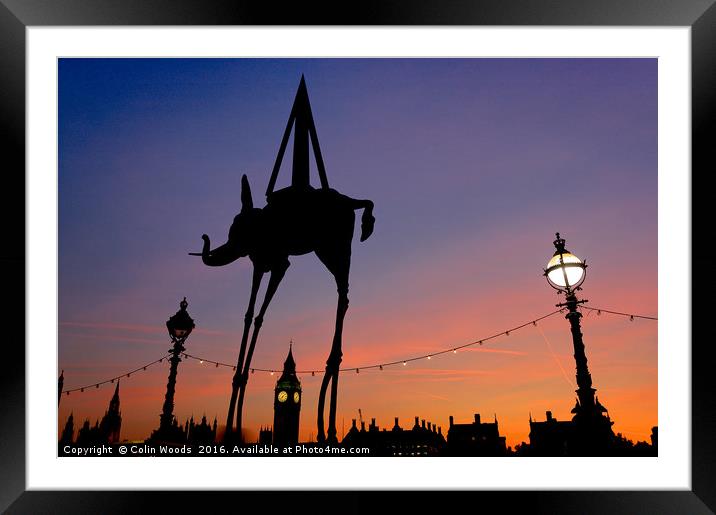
[58,234,658,449]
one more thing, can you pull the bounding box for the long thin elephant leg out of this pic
[235,260,290,441]
[326,290,349,444]
[315,245,351,444]
[316,368,331,443]
[224,266,263,442]
[319,294,348,444]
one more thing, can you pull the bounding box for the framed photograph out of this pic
[3,0,714,512]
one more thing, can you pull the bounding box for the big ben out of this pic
[273,345,302,447]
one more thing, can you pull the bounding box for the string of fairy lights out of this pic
[62,354,172,395]
[580,305,658,321]
[60,305,657,396]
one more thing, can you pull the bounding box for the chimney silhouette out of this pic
[474,413,481,425]
[449,416,454,427]
[546,411,553,421]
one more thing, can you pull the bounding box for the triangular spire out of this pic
[112,379,120,399]
[266,76,329,197]
[283,343,296,374]
[58,370,65,405]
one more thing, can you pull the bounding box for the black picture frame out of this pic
[2,1,713,513]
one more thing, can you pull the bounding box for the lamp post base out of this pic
[569,398,615,456]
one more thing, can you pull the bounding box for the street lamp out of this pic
[166,297,195,341]
[154,297,195,442]
[544,233,612,452]
[545,233,586,293]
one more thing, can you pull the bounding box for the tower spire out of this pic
[58,370,64,406]
[282,342,296,376]
[112,378,120,400]
[273,343,302,448]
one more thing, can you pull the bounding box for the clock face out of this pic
[277,391,288,403]
[293,391,300,403]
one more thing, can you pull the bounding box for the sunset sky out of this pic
[58,58,657,448]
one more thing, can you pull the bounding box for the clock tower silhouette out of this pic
[273,344,302,447]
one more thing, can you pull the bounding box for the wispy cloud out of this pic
[460,347,528,356]
[60,321,229,336]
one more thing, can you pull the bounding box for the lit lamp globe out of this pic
[544,233,587,293]
[166,297,195,341]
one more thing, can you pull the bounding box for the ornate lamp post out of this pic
[153,297,195,442]
[544,233,612,452]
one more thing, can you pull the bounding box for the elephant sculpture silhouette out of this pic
[191,76,375,444]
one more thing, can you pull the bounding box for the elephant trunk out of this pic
[198,234,241,267]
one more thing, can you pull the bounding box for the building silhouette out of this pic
[100,381,122,443]
[59,412,74,446]
[515,406,657,457]
[258,426,273,445]
[522,396,616,456]
[183,415,217,445]
[72,381,122,445]
[446,413,507,456]
[273,346,301,448]
[75,418,102,445]
[525,411,573,456]
[341,416,446,456]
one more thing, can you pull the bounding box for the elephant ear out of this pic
[241,174,253,212]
